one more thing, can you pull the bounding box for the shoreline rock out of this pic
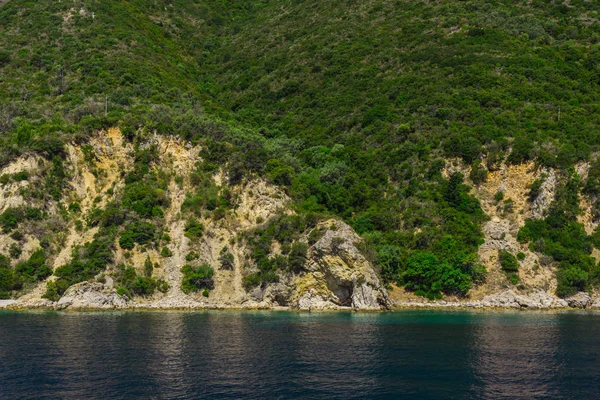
[391,290,591,310]
[3,283,598,312]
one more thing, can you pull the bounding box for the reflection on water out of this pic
[469,314,561,398]
[145,314,189,396]
[1,310,600,399]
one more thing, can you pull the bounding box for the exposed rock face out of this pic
[590,297,600,310]
[0,130,391,311]
[0,155,42,212]
[391,290,569,309]
[294,221,390,310]
[263,283,292,306]
[565,292,592,309]
[481,290,567,309]
[297,290,344,310]
[531,169,557,220]
[56,282,128,310]
[1,131,598,311]
[470,162,558,300]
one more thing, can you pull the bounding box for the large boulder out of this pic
[565,292,592,309]
[56,281,128,310]
[293,220,390,310]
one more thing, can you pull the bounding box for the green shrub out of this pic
[9,243,21,259]
[469,160,487,185]
[219,247,234,270]
[119,221,156,250]
[42,280,71,302]
[184,219,204,239]
[44,227,117,300]
[556,266,588,298]
[12,171,29,181]
[160,246,173,257]
[15,249,51,282]
[10,231,23,241]
[0,208,20,232]
[122,182,168,218]
[288,242,308,273]
[402,252,472,299]
[499,250,519,273]
[528,178,544,202]
[0,50,10,67]
[0,207,44,232]
[144,256,154,277]
[376,245,406,282]
[469,264,488,284]
[181,264,214,294]
[493,191,504,203]
[308,228,325,245]
[506,272,520,285]
[0,255,19,299]
[0,255,10,269]
[113,264,169,298]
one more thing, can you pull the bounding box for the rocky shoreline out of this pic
[2,289,600,312]
[393,290,599,310]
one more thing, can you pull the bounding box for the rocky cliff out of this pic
[1,129,599,311]
[388,159,600,310]
[0,129,389,310]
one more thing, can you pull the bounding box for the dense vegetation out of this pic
[0,250,51,299]
[181,264,214,296]
[43,227,117,301]
[1,0,600,298]
[113,261,169,298]
[499,250,520,284]
[519,173,600,297]
[243,214,317,289]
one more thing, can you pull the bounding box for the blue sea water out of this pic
[1,310,600,399]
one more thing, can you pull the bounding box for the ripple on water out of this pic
[0,310,599,399]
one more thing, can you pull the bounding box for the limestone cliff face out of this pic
[415,159,600,309]
[240,220,390,311]
[294,221,389,310]
[0,129,389,310]
[471,162,558,298]
[1,129,598,310]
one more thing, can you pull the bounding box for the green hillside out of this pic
[1,0,600,299]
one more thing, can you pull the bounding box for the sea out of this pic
[1,310,599,399]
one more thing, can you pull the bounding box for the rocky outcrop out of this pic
[470,162,559,299]
[480,290,567,309]
[565,292,592,309]
[293,221,390,310]
[590,297,600,309]
[56,282,128,310]
[531,169,557,220]
[393,290,569,309]
[0,129,390,311]
[1,131,598,311]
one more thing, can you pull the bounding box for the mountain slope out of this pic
[0,0,599,304]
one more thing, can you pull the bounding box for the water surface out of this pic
[1,310,599,399]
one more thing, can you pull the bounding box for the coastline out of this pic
[1,305,598,312]
[3,298,600,312]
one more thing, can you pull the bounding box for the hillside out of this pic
[0,0,599,308]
